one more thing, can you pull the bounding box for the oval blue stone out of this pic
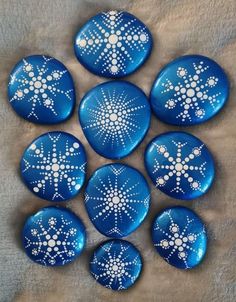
[85,163,150,238]
[79,81,151,159]
[22,206,86,266]
[20,131,87,201]
[8,55,75,124]
[152,206,207,269]
[74,10,152,78]
[90,239,142,290]
[145,131,215,200]
[150,55,229,125]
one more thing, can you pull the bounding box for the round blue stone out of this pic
[85,163,150,238]
[150,55,229,125]
[22,206,86,266]
[145,131,215,200]
[79,81,150,159]
[152,206,207,269]
[90,239,142,290]
[8,55,75,124]
[74,10,152,78]
[20,131,87,202]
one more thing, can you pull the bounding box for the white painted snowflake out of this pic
[162,61,221,122]
[76,10,150,75]
[22,133,86,201]
[90,240,142,290]
[152,140,206,194]
[25,214,80,266]
[82,87,147,150]
[9,55,73,120]
[154,210,206,269]
[85,165,150,237]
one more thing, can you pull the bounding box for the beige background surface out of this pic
[0,0,236,301]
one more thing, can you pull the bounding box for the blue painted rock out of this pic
[145,131,214,200]
[150,55,229,125]
[74,10,152,78]
[90,239,142,290]
[22,206,86,266]
[85,163,150,238]
[20,131,87,201]
[8,55,75,124]
[79,81,150,159]
[152,206,207,269]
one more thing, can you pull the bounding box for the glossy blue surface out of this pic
[90,239,142,290]
[150,55,229,125]
[79,81,151,159]
[152,206,207,269]
[85,163,150,238]
[145,132,214,200]
[8,55,75,124]
[74,10,152,78]
[20,131,87,201]
[22,206,86,266]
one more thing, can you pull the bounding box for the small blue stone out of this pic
[8,55,75,124]
[85,163,150,238]
[90,239,142,290]
[20,131,87,202]
[74,10,152,78]
[152,206,207,269]
[145,131,215,200]
[150,55,229,125]
[22,206,86,266]
[79,81,151,159]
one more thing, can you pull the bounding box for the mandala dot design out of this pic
[150,55,229,125]
[90,239,142,290]
[23,207,86,266]
[74,10,152,77]
[145,132,215,200]
[79,81,150,159]
[85,164,150,238]
[8,55,75,124]
[21,131,87,201]
[152,207,207,269]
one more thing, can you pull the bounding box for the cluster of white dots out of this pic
[153,141,206,193]
[162,61,220,122]
[10,56,73,120]
[154,211,203,268]
[25,215,79,266]
[77,10,149,75]
[22,134,84,201]
[83,88,145,149]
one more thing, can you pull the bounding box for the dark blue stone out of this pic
[79,81,150,159]
[20,131,87,202]
[145,131,215,200]
[8,55,75,124]
[150,55,229,125]
[90,239,142,290]
[85,163,150,238]
[152,206,207,269]
[74,10,152,78]
[22,206,86,266]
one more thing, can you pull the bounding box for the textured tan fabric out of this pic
[0,0,236,301]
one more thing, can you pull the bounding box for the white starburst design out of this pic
[25,214,80,266]
[154,210,205,269]
[152,140,206,193]
[162,61,221,122]
[9,56,73,120]
[85,165,150,237]
[82,87,146,149]
[76,10,150,75]
[22,133,86,201]
[91,240,141,290]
